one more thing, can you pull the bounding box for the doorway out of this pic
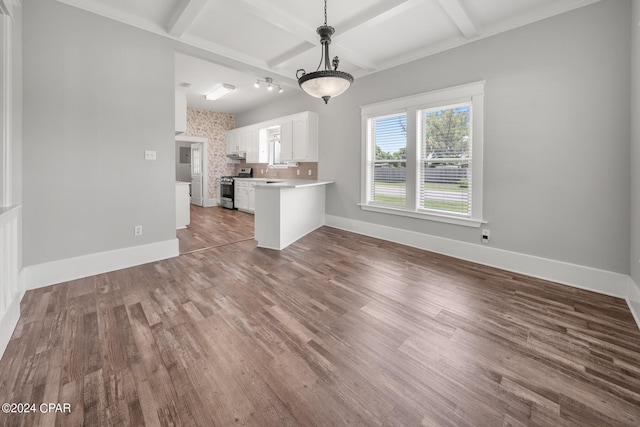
[175,135,208,207]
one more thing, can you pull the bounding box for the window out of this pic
[266,126,288,168]
[361,81,484,227]
[368,113,407,208]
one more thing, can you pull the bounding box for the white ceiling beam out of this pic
[435,0,478,39]
[234,0,318,45]
[167,0,212,38]
[234,0,380,71]
[333,0,425,39]
[267,42,315,69]
[237,0,426,70]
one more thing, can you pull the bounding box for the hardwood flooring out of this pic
[1,215,640,426]
[177,205,254,254]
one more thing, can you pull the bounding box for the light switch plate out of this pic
[144,150,157,160]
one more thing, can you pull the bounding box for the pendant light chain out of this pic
[324,0,327,26]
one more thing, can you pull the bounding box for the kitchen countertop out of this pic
[254,179,334,189]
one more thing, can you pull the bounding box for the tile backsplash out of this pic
[236,162,318,180]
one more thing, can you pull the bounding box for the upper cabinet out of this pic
[175,90,187,135]
[226,111,318,164]
[247,128,268,163]
[280,112,318,162]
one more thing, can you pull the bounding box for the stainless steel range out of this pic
[219,167,252,209]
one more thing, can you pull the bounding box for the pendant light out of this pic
[296,0,353,104]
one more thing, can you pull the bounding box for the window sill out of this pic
[358,203,485,228]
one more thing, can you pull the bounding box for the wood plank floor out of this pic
[1,211,640,426]
[177,205,254,254]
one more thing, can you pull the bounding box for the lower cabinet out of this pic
[234,180,264,213]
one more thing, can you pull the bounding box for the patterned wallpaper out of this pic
[185,108,236,200]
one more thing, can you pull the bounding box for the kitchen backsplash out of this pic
[236,162,318,180]
[185,108,236,200]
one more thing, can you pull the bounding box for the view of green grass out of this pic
[374,181,467,192]
[372,181,469,213]
[373,194,406,205]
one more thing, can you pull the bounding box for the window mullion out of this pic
[405,107,417,211]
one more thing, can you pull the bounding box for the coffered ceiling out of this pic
[57,0,601,113]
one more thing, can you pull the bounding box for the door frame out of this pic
[175,135,209,205]
[189,142,204,206]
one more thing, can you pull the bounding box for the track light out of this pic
[254,77,283,94]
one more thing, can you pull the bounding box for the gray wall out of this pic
[632,0,640,286]
[23,0,176,266]
[10,4,22,207]
[238,0,631,274]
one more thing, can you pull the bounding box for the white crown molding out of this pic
[23,239,179,290]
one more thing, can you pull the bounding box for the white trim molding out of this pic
[23,239,179,290]
[628,277,640,330]
[0,205,22,359]
[204,198,219,207]
[325,215,631,300]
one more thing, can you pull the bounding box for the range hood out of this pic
[226,152,246,160]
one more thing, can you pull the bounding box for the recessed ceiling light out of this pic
[205,83,235,100]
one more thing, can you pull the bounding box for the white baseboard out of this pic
[325,215,630,299]
[0,270,24,360]
[23,239,179,290]
[203,198,218,207]
[627,277,640,330]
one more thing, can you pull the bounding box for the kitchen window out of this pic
[360,81,485,227]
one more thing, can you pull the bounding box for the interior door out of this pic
[190,143,204,206]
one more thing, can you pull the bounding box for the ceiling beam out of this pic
[333,0,424,39]
[167,0,212,38]
[267,42,315,70]
[435,0,478,39]
[241,0,426,70]
[235,0,380,71]
[234,0,317,45]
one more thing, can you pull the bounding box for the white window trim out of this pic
[360,81,485,228]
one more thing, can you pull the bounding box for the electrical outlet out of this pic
[297,169,300,175]
[134,225,143,236]
[481,229,490,244]
[144,150,156,160]
[308,169,312,176]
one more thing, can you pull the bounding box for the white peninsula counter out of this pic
[254,180,334,250]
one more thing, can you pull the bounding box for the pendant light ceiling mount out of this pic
[296,0,353,104]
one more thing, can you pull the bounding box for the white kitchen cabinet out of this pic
[226,128,249,155]
[175,90,187,135]
[226,129,237,155]
[246,128,268,163]
[234,179,265,213]
[279,112,318,162]
[227,111,318,164]
[234,180,246,211]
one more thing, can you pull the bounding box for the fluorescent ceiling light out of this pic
[205,83,235,100]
